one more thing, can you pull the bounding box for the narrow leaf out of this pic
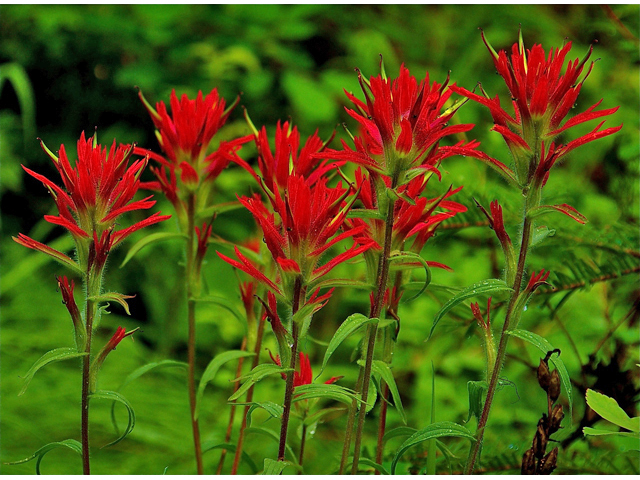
[19,348,88,396]
[389,251,431,302]
[262,458,290,475]
[586,389,640,433]
[429,279,512,339]
[196,350,255,419]
[201,442,259,473]
[529,204,588,224]
[5,439,82,475]
[348,456,390,475]
[228,364,291,401]
[347,208,385,220]
[120,232,185,267]
[90,390,135,447]
[372,360,406,424]
[241,401,283,428]
[507,329,573,419]
[320,313,377,376]
[391,422,476,474]
[88,292,134,315]
[466,380,488,422]
[244,427,297,464]
[383,426,417,444]
[303,406,347,426]
[192,295,246,326]
[292,383,360,406]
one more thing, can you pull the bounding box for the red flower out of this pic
[236,119,341,195]
[218,175,375,291]
[271,351,342,388]
[136,88,251,215]
[450,31,621,184]
[14,132,170,273]
[320,64,483,182]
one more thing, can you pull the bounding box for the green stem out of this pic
[278,277,304,461]
[298,423,307,474]
[464,215,533,474]
[338,369,363,474]
[351,193,397,474]
[186,193,204,475]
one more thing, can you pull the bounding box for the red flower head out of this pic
[237,119,341,195]
[136,88,251,221]
[218,175,375,299]
[14,132,170,274]
[320,63,484,184]
[271,351,342,388]
[450,31,621,186]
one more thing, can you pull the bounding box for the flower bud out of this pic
[549,369,561,402]
[549,404,564,433]
[537,358,551,391]
[533,421,548,459]
[538,447,558,475]
[521,448,537,475]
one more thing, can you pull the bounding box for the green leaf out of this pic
[309,277,372,291]
[19,348,88,396]
[372,360,406,424]
[88,292,134,315]
[110,360,187,434]
[320,313,378,375]
[201,442,258,473]
[196,350,255,420]
[303,406,347,426]
[347,208,385,220]
[120,232,185,267]
[228,364,291,401]
[583,427,640,438]
[241,401,283,428]
[5,439,82,474]
[389,251,431,302]
[192,295,246,327]
[466,381,488,422]
[262,458,290,475]
[429,279,513,339]
[292,383,360,406]
[586,389,640,433]
[90,390,135,447]
[506,329,573,420]
[244,427,296,464]
[391,422,476,474]
[348,456,390,475]
[383,426,416,444]
[530,225,556,248]
[197,201,244,220]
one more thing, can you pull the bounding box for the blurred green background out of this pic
[1,4,638,474]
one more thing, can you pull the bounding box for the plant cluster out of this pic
[6,27,636,476]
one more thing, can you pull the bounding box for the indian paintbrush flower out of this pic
[14,132,170,276]
[57,275,85,351]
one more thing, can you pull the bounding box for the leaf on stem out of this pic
[262,458,293,475]
[201,442,259,473]
[244,427,297,465]
[372,360,406,424]
[389,251,432,302]
[4,439,82,474]
[347,456,390,475]
[120,232,186,268]
[429,279,512,340]
[292,383,360,406]
[390,421,476,474]
[228,364,292,401]
[319,313,378,376]
[19,348,88,396]
[585,389,640,433]
[90,390,135,447]
[195,350,255,420]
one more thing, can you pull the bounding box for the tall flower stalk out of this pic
[448,31,621,474]
[14,132,169,474]
[321,63,487,473]
[136,88,250,474]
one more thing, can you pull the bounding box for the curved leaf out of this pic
[19,348,88,396]
[389,251,431,302]
[228,364,291,401]
[303,406,347,426]
[244,401,283,427]
[372,360,406,424]
[383,426,417,444]
[196,350,255,420]
[528,203,588,224]
[586,389,640,432]
[262,458,291,475]
[90,390,135,447]
[197,200,244,220]
[348,456,390,475]
[120,232,185,268]
[391,421,476,474]
[5,439,82,474]
[320,313,377,376]
[429,279,512,340]
[292,383,360,406]
[506,329,573,420]
[192,295,246,326]
[110,360,187,435]
[201,441,258,473]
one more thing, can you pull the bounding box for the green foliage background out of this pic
[1,4,638,474]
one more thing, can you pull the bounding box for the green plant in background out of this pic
[1,4,638,476]
[9,132,169,473]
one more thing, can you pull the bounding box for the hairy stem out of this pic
[186,193,204,475]
[464,215,533,474]
[278,277,303,461]
[351,194,397,474]
[81,294,97,475]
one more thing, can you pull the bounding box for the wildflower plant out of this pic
[11,132,169,474]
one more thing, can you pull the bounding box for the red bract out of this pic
[450,31,621,185]
[14,132,170,273]
[237,120,340,194]
[136,88,251,214]
[219,175,375,291]
[321,64,483,182]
